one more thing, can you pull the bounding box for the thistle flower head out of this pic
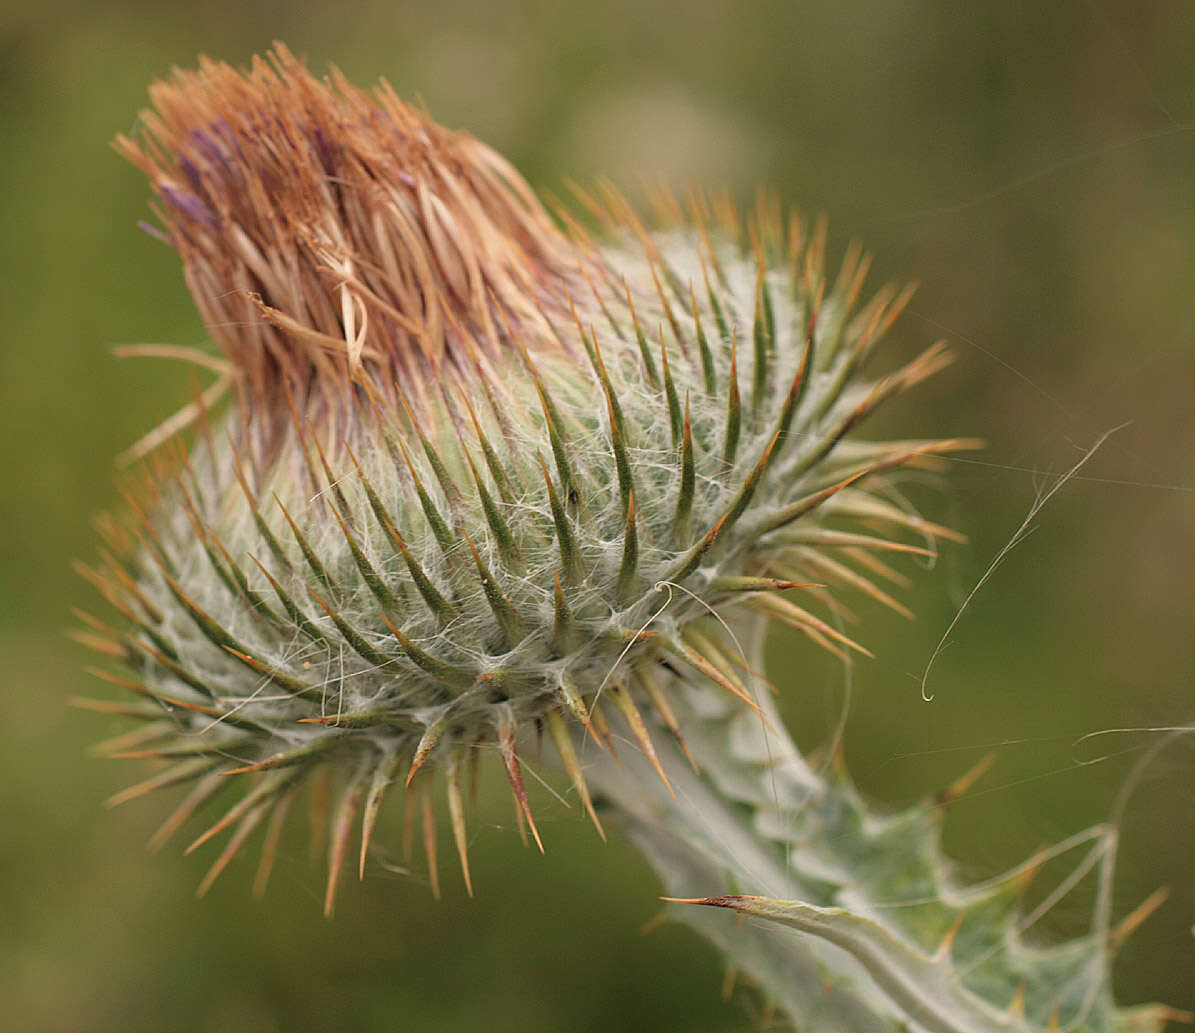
[84,44,967,912]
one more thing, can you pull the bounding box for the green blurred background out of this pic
[2,1,1193,1029]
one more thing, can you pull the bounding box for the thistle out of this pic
[79,45,1180,1033]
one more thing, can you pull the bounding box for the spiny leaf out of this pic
[520,343,578,506]
[115,688,260,731]
[398,388,463,508]
[106,757,223,808]
[749,592,874,658]
[354,466,460,623]
[689,282,716,393]
[84,665,149,698]
[1108,888,1170,955]
[497,707,543,852]
[197,800,269,897]
[360,749,405,878]
[230,443,293,572]
[223,646,324,702]
[646,250,688,354]
[328,502,402,613]
[275,495,335,591]
[673,393,695,542]
[175,486,244,602]
[207,532,278,620]
[418,778,440,901]
[708,576,817,593]
[701,245,730,339]
[545,708,604,839]
[682,627,756,698]
[654,634,765,720]
[607,682,673,798]
[616,490,639,604]
[668,895,1033,1033]
[831,488,968,544]
[589,330,634,519]
[395,434,457,559]
[794,549,913,619]
[148,770,227,853]
[551,571,579,657]
[772,328,813,446]
[378,612,476,688]
[325,765,368,916]
[461,445,522,570]
[750,469,870,539]
[812,281,914,421]
[73,559,142,629]
[128,636,221,702]
[446,754,473,896]
[98,548,166,627]
[781,528,936,555]
[934,754,997,809]
[69,696,166,722]
[589,698,619,758]
[71,610,132,659]
[723,330,741,466]
[463,534,529,649]
[298,711,407,730]
[665,429,782,584]
[660,327,683,449]
[308,587,395,668]
[751,266,772,416]
[456,383,518,504]
[253,786,298,898]
[625,283,660,388]
[158,568,256,663]
[220,735,344,776]
[635,662,697,772]
[248,555,330,644]
[306,422,353,520]
[801,274,826,377]
[555,671,594,732]
[118,487,175,574]
[540,456,584,585]
[578,260,626,341]
[405,713,451,786]
[280,384,326,502]
[187,767,305,854]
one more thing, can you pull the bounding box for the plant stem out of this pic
[584,664,907,1031]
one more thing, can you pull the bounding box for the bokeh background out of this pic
[3,1,1193,1030]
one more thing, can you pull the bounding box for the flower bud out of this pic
[82,43,965,913]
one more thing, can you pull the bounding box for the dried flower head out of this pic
[82,44,969,914]
[115,45,583,410]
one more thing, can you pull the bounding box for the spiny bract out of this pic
[78,44,1177,1033]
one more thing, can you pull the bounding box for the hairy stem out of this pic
[586,676,911,1031]
[580,638,1153,1033]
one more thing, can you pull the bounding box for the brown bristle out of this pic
[115,42,593,415]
